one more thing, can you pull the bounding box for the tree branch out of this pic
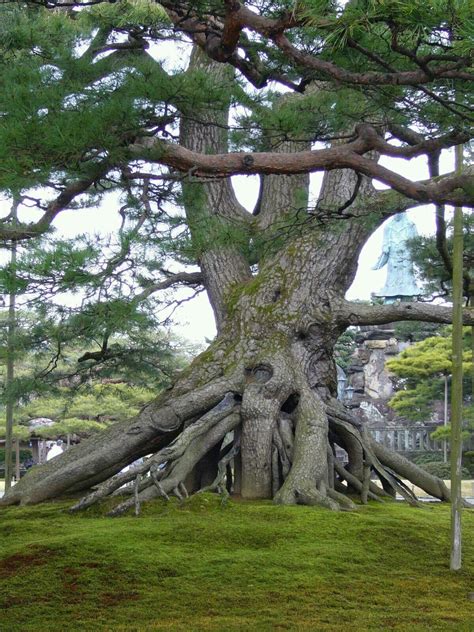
[29,2,473,93]
[335,299,474,327]
[272,31,473,86]
[134,271,204,302]
[0,165,110,242]
[161,2,473,87]
[130,132,474,208]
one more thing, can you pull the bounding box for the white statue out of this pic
[373,213,421,303]
[46,440,64,461]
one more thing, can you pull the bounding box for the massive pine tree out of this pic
[1,1,474,512]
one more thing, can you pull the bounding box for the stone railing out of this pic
[368,424,474,453]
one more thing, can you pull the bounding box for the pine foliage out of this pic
[387,327,473,425]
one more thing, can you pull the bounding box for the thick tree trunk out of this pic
[0,51,461,515]
[1,296,455,511]
[2,234,455,511]
[180,47,251,330]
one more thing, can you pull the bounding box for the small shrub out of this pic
[421,461,470,479]
[411,452,444,466]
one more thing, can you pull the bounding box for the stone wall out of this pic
[344,326,401,424]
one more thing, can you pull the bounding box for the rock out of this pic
[366,339,389,349]
[360,401,386,422]
[355,327,395,343]
[353,348,371,364]
[364,349,394,399]
[384,339,400,355]
[350,372,365,393]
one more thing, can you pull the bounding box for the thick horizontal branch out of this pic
[2,140,470,246]
[130,130,474,207]
[130,132,369,174]
[272,31,473,86]
[370,129,473,159]
[335,299,474,327]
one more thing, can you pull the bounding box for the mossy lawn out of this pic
[0,497,473,631]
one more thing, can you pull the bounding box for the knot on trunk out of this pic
[245,364,273,384]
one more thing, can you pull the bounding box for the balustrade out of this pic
[367,424,460,453]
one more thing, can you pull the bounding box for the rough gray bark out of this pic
[107,412,241,517]
[274,382,332,507]
[180,47,251,330]
[371,440,452,502]
[69,392,240,512]
[240,356,294,498]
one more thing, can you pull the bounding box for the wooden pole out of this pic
[4,201,18,492]
[450,143,463,571]
[15,439,20,481]
[444,374,448,464]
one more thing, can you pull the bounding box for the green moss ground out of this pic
[0,496,473,631]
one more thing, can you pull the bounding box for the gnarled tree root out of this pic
[1,368,460,515]
[107,410,241,517]
[69,392,239,512]
[0,375,238,507]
